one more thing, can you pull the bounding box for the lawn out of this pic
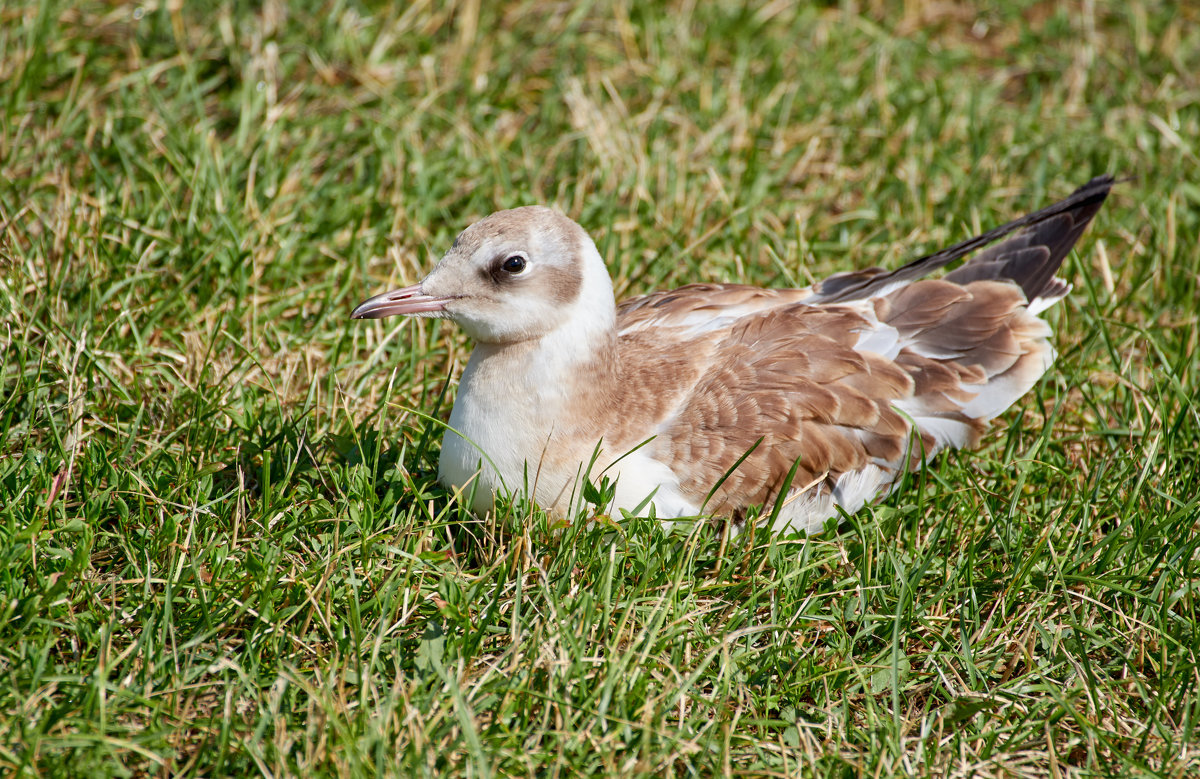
[2,0,1198,776]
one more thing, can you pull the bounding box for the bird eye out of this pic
[501,255,527,274]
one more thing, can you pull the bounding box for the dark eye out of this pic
[501,255,527,274]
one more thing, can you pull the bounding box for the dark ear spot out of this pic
[538,265,582,306]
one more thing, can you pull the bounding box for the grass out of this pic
[1,0,1198,775]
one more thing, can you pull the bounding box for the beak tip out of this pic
[350,305,386,320]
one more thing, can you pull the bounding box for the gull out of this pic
[353,176,1113,533]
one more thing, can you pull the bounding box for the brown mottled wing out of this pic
[616,283,814,335]
[654,277,1058,516]
[876,278,1054,422]
[614,177,1111,519]
[654,304,917,515]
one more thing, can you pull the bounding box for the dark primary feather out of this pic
[811,175,1115,303]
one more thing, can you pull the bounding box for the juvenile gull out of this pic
[353,177,1113,533]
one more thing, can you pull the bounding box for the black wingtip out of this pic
[813,175,1117,304]
[946,174,1115,301]
[1067,174,1117,206]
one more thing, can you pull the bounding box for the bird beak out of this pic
[351,284,449,319]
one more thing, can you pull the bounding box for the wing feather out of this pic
[626,273,1065,524]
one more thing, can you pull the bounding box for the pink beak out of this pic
[351,284,448,319]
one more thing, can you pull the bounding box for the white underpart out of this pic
[601,449,698,519]
[830,464,889,515]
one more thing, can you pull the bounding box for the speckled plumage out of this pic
[353,177,1113,533]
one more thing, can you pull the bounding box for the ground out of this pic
[1,1,1198,776]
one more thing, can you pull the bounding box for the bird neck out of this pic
[463,310,619,408]
[441,309,620,507]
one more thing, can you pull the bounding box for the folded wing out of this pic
[616,177,1112,531]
